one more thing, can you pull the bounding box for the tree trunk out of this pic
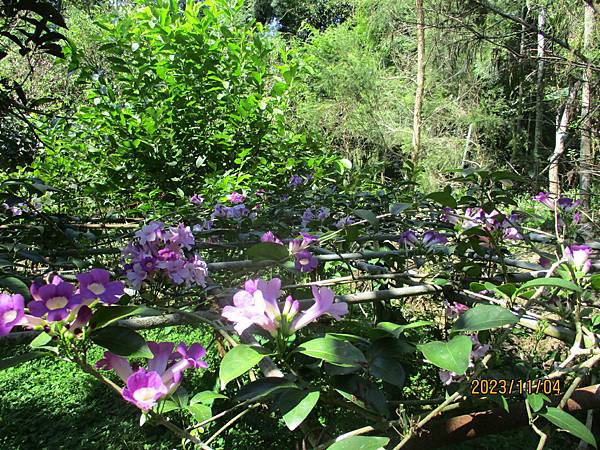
[580,1,595,209]
[533,7,546,183]
[511,4,529,163]
[411,0,425,163]
[549,82,580,197]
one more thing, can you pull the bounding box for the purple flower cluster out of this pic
[211,203,251,222]
[288,174,313,188]
[1,270,124,336]
[221,278,348,338]
[226,191,246,204]
[398,230,448,249]
[334,216,354,229]
[450,207,523,241]
[534,192,582,226]
[534,192,581,212]
[301,207,331,228]
[96,341,207,411]
[438,335,490,385]
[122,221,208,290]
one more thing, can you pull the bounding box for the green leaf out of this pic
[190,391,228,405]
[376,321,432,338]
[247,242,289,262]
[389,203,410,215]
[327,436,390,450]
[219,345,266,389]
[0,351,46,370]
[527,393,547,413]
[417,335,472,374]
[158,399,180,413]
[296,337,367,368]
[428,191,457,209]
[90,305,160,329]
[0,277,30,300]
[453,305,518,332]
[236,377,297,401]
[91,326,152,358]
[589,274,600,291]
[353,209,379,227]
[29,332,52,348]
[279,390,320,431]
[369,354,405,387]
[540,407,597,448]
[188,403,212,423]
[518,278,582,293]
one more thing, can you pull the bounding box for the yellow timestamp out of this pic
[470,378,562,396]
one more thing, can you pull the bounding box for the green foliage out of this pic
[38,0,320,210]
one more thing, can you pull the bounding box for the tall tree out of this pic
[549,82,580,197]
[412,0,425,163]
[580,0,595,209]
[533,5,546,182]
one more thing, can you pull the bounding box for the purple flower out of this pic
[574,212,582,224]
[289,175,304,188]
[440,207,459,225]
[190,194,204,205]
[539,256,552,268]
[167,223,195,250]
[423,231,447,248]
[185,254,208,287]
[444,301,469,319]
[301,208,315,228]
[261,231,283,245]
[503,226,523,240]
[462,207,485,230]
[470,335,490,360]
[222,286,278,336]
[70,305,92,332]
[126,263,148,290]
[564,245,592,274]
[0,293,24,336]
[227,191,246,204]
[159,259,189,285]
[399,230,419,248]
[2,202,23,216]
[289,286,348,333]
[96,351,134,381]
[76,269,124,304]
[212,204,228,219]
[558,198,581,212]
[300,232,319,247]
[226,204,249,220]
[97,340,208,411]
[122,368,169,411]
[295,250,318,272]
[135,221,164,245]
[27,279,79,322]
[176,343,208,369]
[335,216,354,229]
[317,207,331,221]
[534,192,555,209]
[221,279,348,338]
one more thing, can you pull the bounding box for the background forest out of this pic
[1,0,600,449]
